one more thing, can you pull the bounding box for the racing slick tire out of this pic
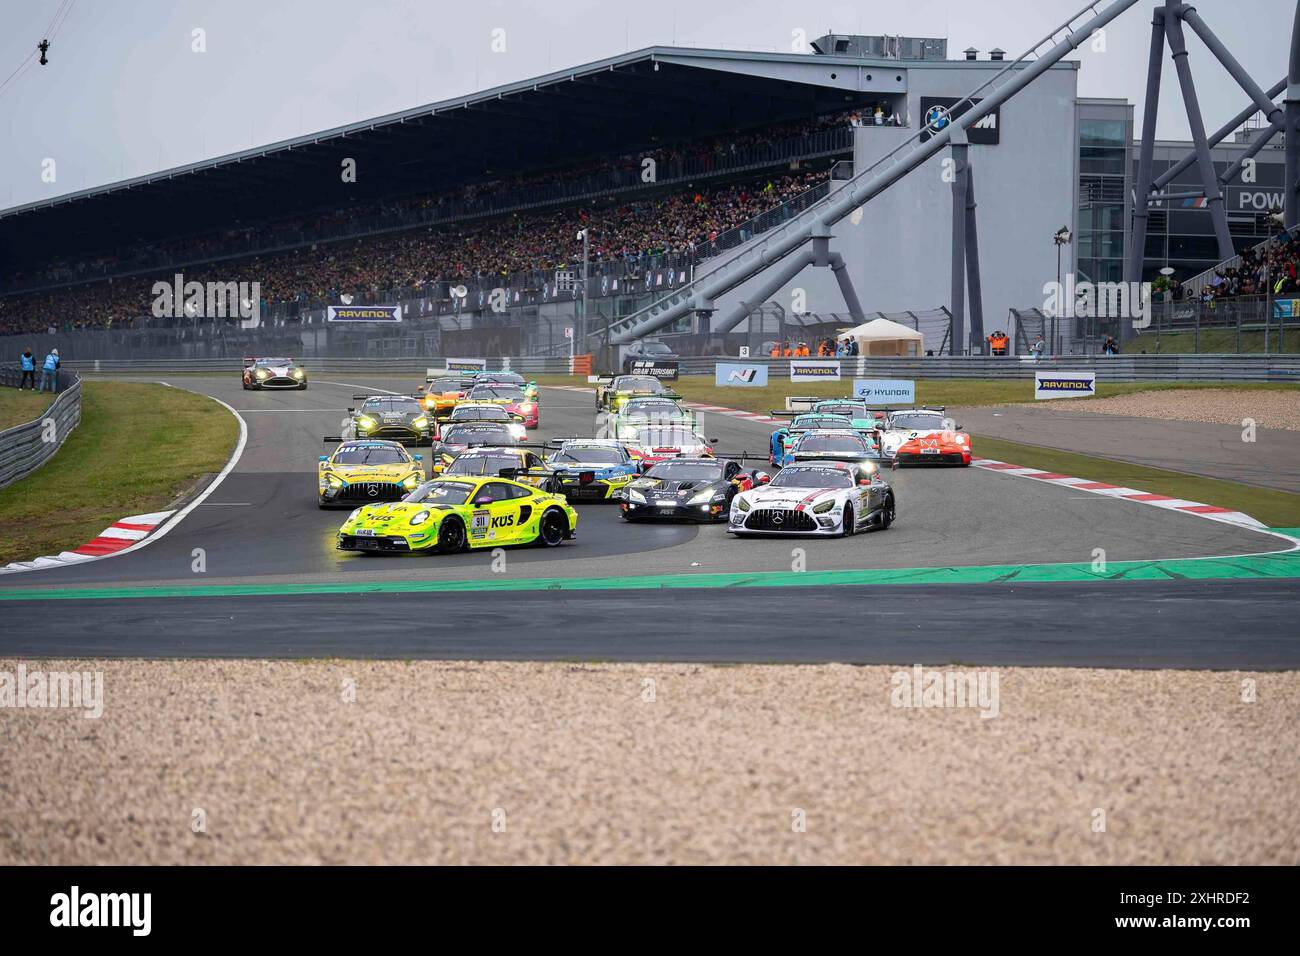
[537,507,569,547]
[876,494,895,530]
[435,517,468,554]
[841,503,857,538]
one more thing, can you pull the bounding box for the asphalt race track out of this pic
[2,376,1295,667]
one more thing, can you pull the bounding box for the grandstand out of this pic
[0,36,1070,359]
[4,11,1295,361]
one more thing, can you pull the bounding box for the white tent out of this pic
[839,318,926,357]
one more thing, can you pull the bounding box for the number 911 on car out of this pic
[728,461,895,537]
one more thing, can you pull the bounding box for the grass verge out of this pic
[0,388,55,431]
[970,434,1300,528]
[0,382,238,566]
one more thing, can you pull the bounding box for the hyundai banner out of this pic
[853,379,916,404]
[715,363,768,387]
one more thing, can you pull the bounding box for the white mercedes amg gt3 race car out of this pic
[727,460,895,537]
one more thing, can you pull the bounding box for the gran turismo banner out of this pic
[1035,370,1096,400]
[326,305,402,322]
[628,359,679,380]
[789,360,840,382]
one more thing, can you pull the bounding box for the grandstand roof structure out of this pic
[0,44,933,272]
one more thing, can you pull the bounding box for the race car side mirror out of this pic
[474,495,494,505]
[319,456,328,463]
[754,472,771,485]
[859,479,872,486]
[414,455,423,462]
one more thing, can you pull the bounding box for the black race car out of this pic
[346,395,435,445]
[619,457,770,522]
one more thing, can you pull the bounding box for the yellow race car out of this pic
[337,476,578,553]
[439,446,554,489]
[318,439,425,508]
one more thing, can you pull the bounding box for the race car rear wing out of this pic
[543,436,629,450]
[783,396,824,413]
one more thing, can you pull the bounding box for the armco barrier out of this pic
[57,353,1300,383]
[0,371,81,490]
[671,354,1300,383]
[61,357,581,376]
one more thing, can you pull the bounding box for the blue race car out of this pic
[769,413,854,466]
[544,438,641,502]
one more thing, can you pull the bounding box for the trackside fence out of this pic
[55,354,1300,383]
[0,370,82,490]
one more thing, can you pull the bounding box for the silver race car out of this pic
[728,460,895,537]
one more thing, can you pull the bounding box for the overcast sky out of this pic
[0,0,1292,210]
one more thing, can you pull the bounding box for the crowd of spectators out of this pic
[5,108,866,293]
[1195,231,1300,302]
[0,168,830,335]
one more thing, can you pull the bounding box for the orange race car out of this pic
[880,408,972,466]
[418,374,473,421]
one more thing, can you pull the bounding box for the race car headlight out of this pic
[956,434,969,444]
[347,509,362,523]
[409,510,431,526]
[689,488,719,505]
[519,402,536,413]
[401,474,421,489]
[627,489,646,504]
[812,500,836,514]
[292,369,305,378]
[357,416,377,430]
[735,497,752,512]
[254,369,269,379]
[412,416,430,430]
[325,473,345,488]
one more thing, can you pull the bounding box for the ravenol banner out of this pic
[853,379,916,404]
[1034,370,1095,400]
[789,360,841,382]
[445,358,488,373]
[716,363,769,387]
[327,305,402,322]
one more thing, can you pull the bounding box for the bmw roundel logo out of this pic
[925,105,951,131]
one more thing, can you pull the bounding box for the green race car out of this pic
[610,397,695,441]
[336,475,577,554]
[595,374,681,412]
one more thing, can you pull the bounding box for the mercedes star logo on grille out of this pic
[367,484,379,497]
[772,513,784,525]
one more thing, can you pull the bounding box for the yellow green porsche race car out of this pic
[336,476,578,554]
[318,439,425,508]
